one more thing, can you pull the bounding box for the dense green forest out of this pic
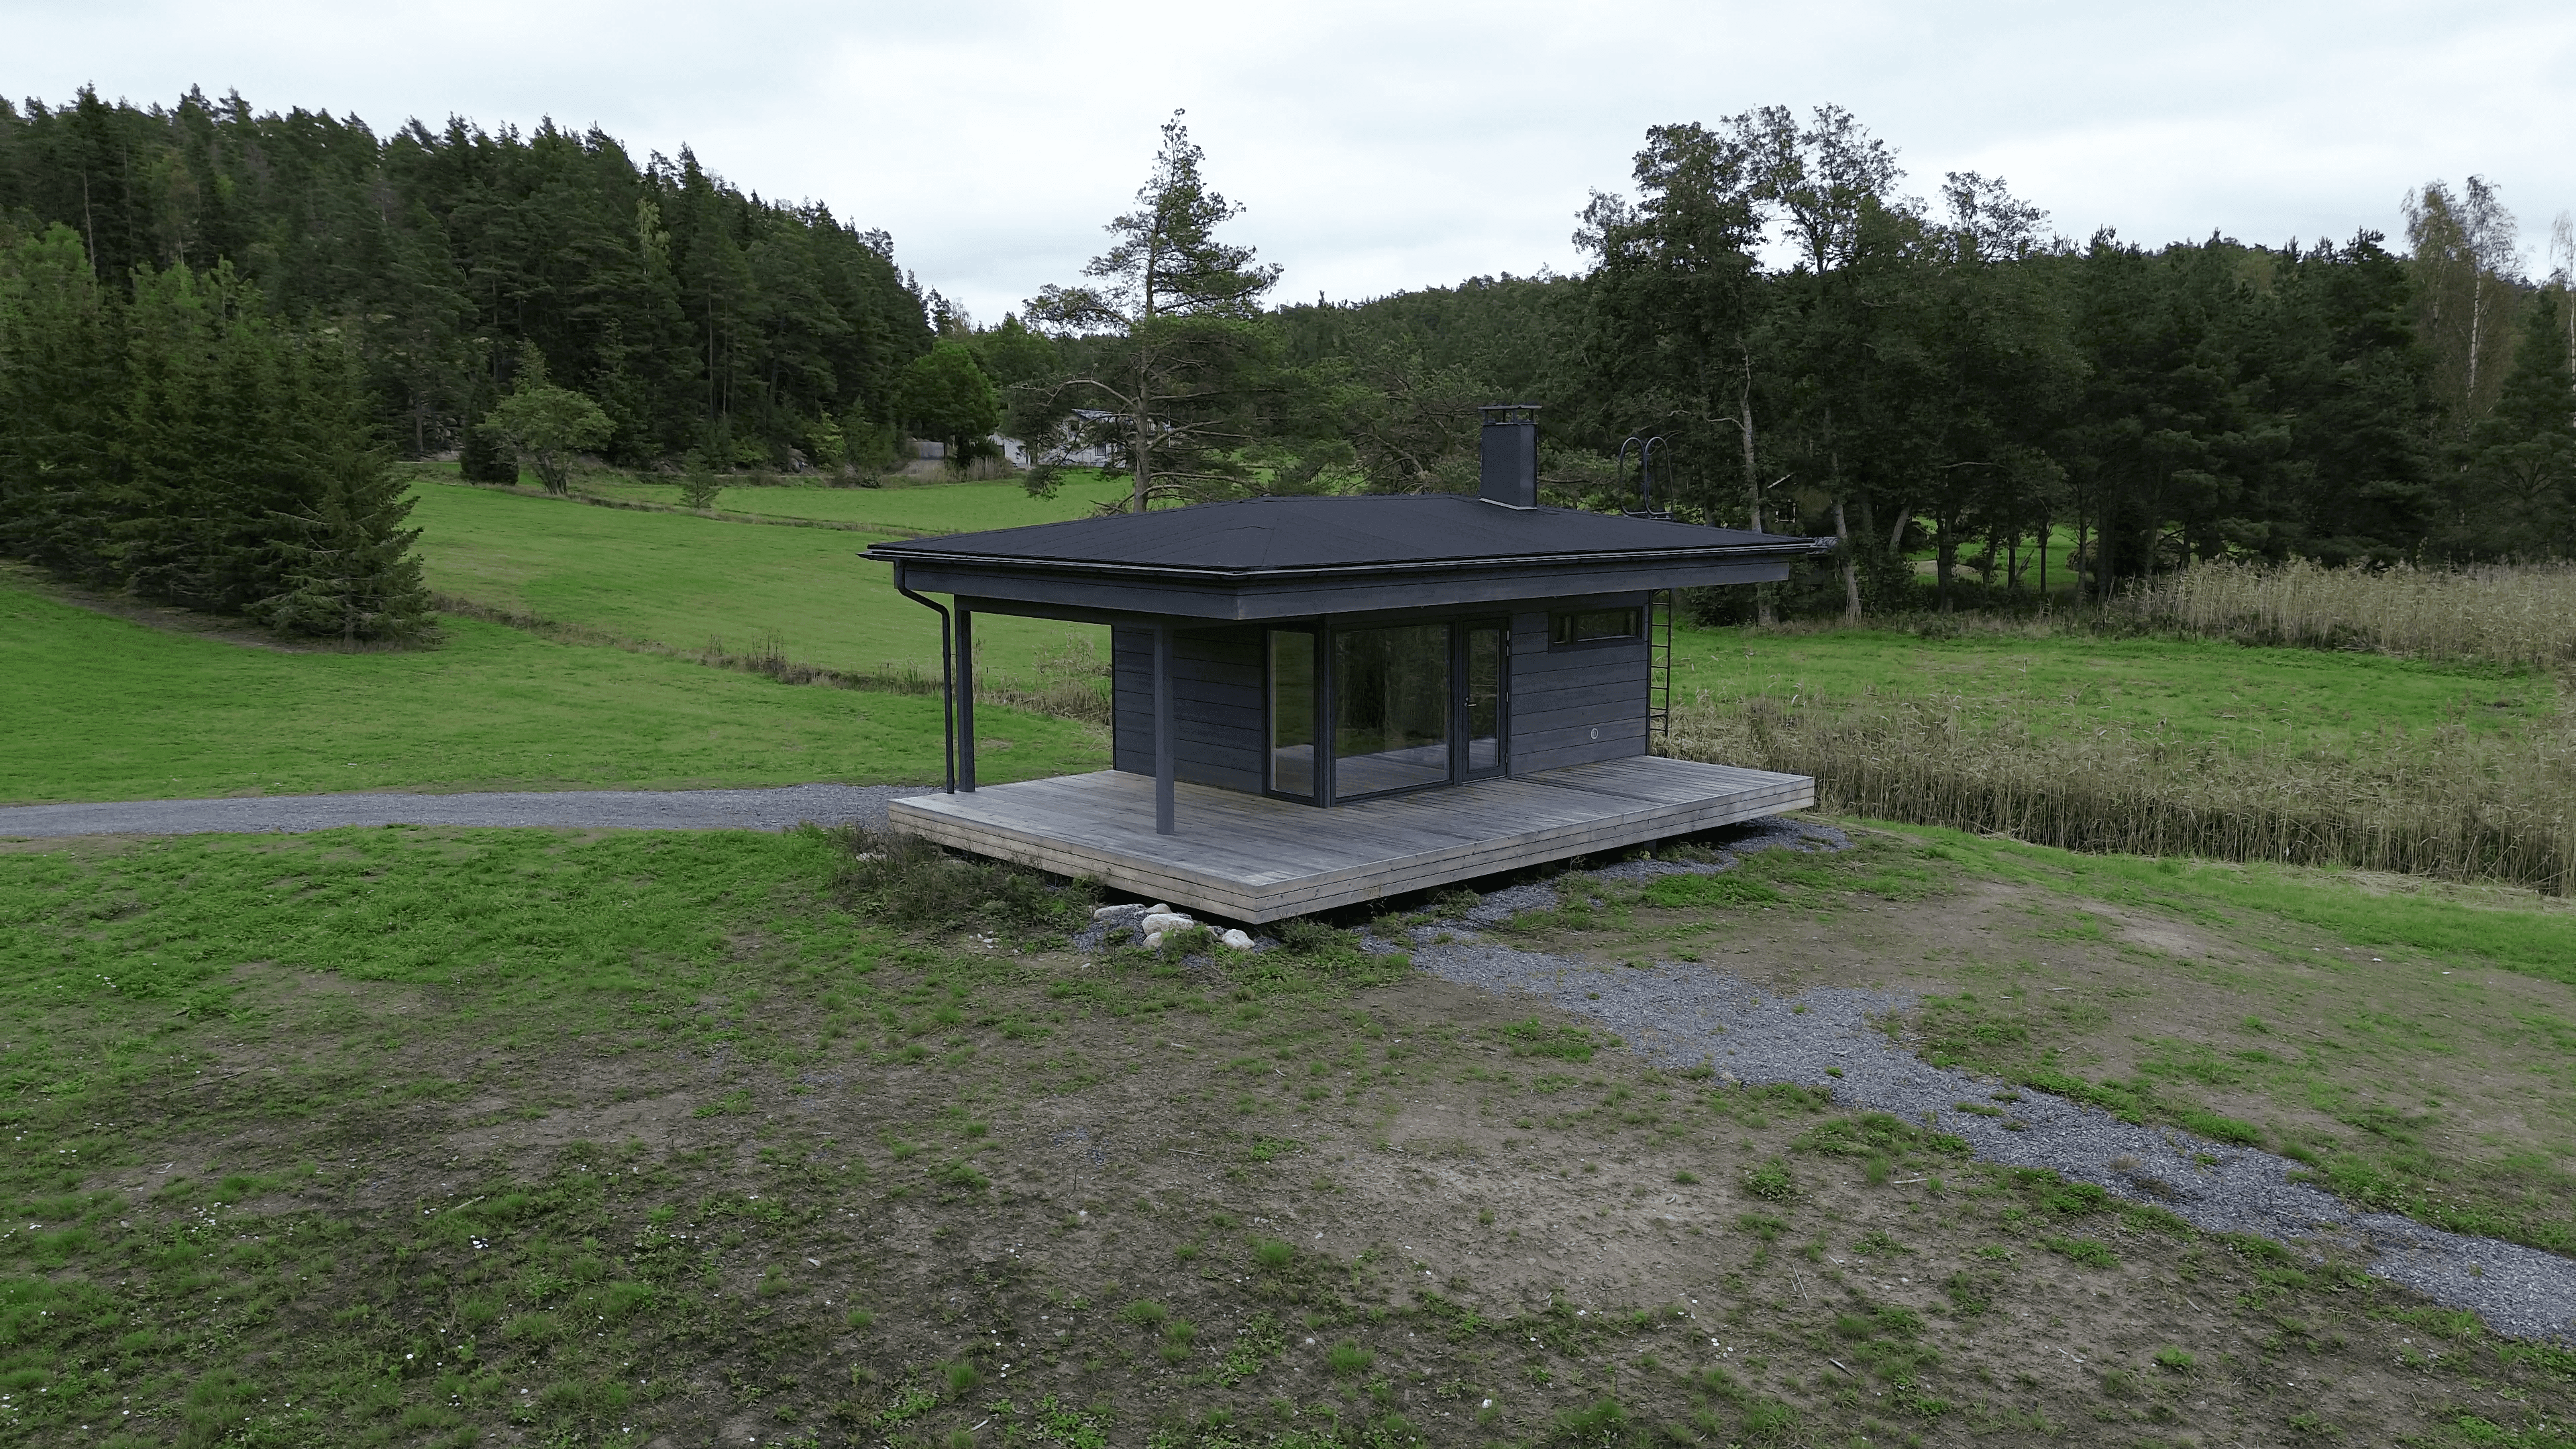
[6,89,2573,632]
[0,87,941,637]
[1259,112,2576,612]
[0,85,935,468]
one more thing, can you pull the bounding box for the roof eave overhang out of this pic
[875,540,1831,623]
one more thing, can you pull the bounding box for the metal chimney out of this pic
[1477,404,1540,508]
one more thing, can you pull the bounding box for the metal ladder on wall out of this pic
[1649,589,1675,737]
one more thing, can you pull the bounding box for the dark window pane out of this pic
[1550,608,1640,645]
[1464,625,1504,775]
[1332,625,1450,796]
[1269,629,1316,799]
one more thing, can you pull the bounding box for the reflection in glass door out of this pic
[1332,625,1451,797]
[1461,623,1505,777]
[1267,629,1316,799]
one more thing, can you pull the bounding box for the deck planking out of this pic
[888,755,1815,922]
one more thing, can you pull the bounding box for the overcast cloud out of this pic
[12,0,2574,321]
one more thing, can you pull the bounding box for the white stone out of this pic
[1139,912,1194,935]
[1146,903,1171,915]
[1219,929,1255,951]
[1091,904,1132,920]
[1142,931,1165,949]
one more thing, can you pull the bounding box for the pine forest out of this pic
[3,89,2573,640]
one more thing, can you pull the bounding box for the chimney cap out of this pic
[1477,404,1542,425]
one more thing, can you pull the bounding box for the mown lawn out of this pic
[405,480,1112,686]
[0,580,1102,805]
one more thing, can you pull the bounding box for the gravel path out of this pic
[0,783,936,838]
[1380,824,2576,1345]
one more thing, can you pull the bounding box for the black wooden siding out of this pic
[1111,625,1267,792]
[1506,600,1650,775]
[1111,604,1650,796]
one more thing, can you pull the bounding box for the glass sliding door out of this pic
[1331,624,1451,798]
[1267,629,1318,800]
[1460,622,1505,777]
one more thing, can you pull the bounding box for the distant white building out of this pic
[994,409,1117,470]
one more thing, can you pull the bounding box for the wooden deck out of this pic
[888,755,1815,923]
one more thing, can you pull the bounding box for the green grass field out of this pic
[407,481,1111,686]
[411,474,2555,763]
[1678,625,2560,751]
[574,470,1134,533]
[8,474,2576,1444]
[0,580,1102,805]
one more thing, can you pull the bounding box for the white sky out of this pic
[13,0,2576,321]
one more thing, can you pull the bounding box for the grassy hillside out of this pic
[578,470,1135,533]
[0,580,1103,805]
[407,480,1112,686]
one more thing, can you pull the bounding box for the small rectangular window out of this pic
[1549,608,1642,646]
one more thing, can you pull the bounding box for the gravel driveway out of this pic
[1379,826,2576,1345]
[0,783,936,838]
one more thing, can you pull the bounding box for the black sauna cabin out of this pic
[864,406,1830,922]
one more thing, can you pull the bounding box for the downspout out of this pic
[894,575,956,793]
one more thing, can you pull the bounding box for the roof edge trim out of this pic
[866,538,1833,582]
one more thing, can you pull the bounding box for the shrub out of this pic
[833,826,1097,936]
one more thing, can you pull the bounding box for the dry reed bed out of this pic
[1666,695,2576,894]
[2113,559,2576,670]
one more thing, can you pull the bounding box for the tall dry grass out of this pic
[1664,693,2576,894]
[2110,558,2576,671]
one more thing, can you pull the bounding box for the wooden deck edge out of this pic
[890,776,1818,924]
[896,774,1814,896]
[890,779,1813,906]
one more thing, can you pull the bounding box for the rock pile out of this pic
[1086,902,1255,951]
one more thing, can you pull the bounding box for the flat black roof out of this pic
[865,493,1824,578]
[867,493,1829,623]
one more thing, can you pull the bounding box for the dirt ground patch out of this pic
[6,822,2573,1447]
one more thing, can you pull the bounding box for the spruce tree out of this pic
[0,225,121,580]
[249,333,434,641]
[250,451,434,643]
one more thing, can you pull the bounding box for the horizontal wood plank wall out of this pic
[1507,598,1650,776]
[1112,625,1267,792]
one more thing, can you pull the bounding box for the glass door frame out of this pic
[1262,625,1325,804]
[1453,616,1510,783]
[1264,616,1511,806]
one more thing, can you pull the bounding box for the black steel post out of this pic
[1153,623,1175,835]
[955,604,977,792]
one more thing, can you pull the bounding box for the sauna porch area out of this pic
[885,755,1816,924]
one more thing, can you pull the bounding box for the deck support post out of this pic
[1152,623,1175,835]
[956,604,976,792]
